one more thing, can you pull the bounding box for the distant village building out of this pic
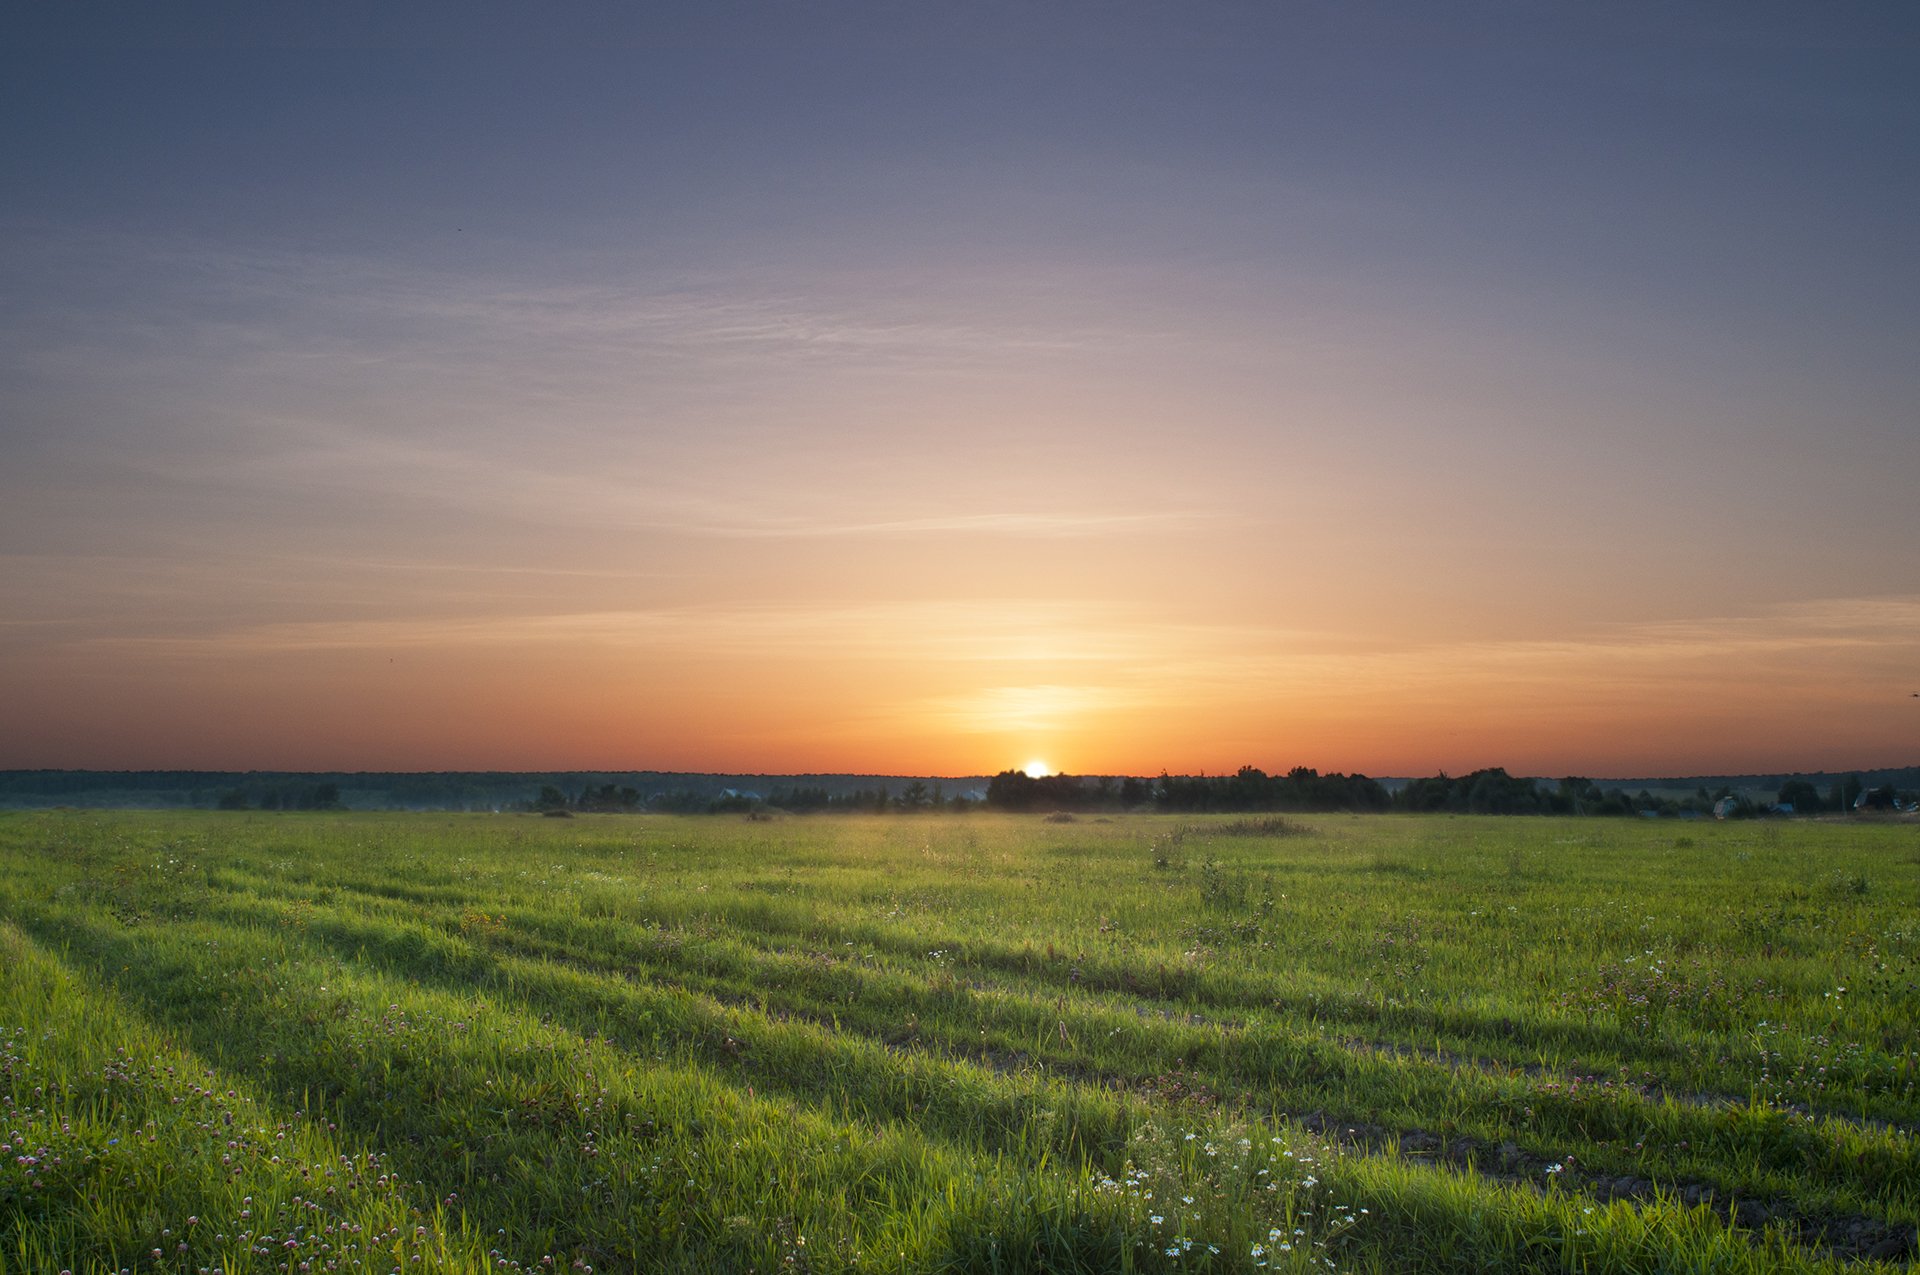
[1854,787,1898,812]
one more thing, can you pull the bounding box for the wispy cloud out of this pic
[684,510,1212,539]
[1079,595,1920,728]
[3,224,1217,545]
[63,591,1920,670]
[0,224,1136,379]
[66,599,1185,664]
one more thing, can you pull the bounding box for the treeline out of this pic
[745,781,972,812]
[5,767,1913,817]
[1397,771,1660,816]
[0,769,991,811]
[982,766,1919,818]
[526,780,980,815]
[232,769,1920,818]
[0,770,536,809]
[1388,769,1913,817]
[985,766,1392,813]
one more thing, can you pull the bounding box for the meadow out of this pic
[0,809,1914,1274]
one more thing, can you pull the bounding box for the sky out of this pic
[3,3,1917,778]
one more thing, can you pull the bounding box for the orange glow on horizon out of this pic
[4,591,1915,778]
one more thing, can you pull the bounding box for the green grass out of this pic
[1,810,1915,1273]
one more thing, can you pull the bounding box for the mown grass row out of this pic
[184,819,1919,1133]
[156,812,1917,1116]
[0,923,492,1274]
[160,869,1919,1231]
[3,808,1916,1273]
[0,911,1847,1275]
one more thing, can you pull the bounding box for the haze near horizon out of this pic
[3,5,1916,777]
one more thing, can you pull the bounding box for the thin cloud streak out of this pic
[66,600,1189,664]
[692,511,1213,539]
[101,417,1207,542]
[61,593,1920,677]
[4,226,1219,549]
[1135,596,1920,701]
[1,225,1140,377]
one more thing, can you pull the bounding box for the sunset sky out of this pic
[4,5,1917,778]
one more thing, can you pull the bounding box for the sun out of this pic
[1022,759,1053,778]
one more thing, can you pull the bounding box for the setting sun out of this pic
[1022,760,1054,778]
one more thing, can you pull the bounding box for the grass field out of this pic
[1,810,1915,1274]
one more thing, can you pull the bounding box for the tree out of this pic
[986,770,1038,811]
[1774,780,1823,814]
[1555,776,1595,815]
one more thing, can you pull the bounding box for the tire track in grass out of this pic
[1283,1112,1917,1263]
[3,815,1898,1275]
[350,898,1920,1261]
[198,864,1920,1198]
[604,948,1917,1260]
[460,899,1920,1217]
[8,906,1169,1275]
[126,870,1917,1268]
[1338,1036,1920,1139]
[513,879,1920,1134]
[0,923,495,1275]
[127,825,1920,1267]
[209,842,1920,1138]
[202,879,1920,1264]
[216,861,1920,1150]
[280,894,1144,1167]
[617,909,1920,1143]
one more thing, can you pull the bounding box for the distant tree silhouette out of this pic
[1775,779,1824,813]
